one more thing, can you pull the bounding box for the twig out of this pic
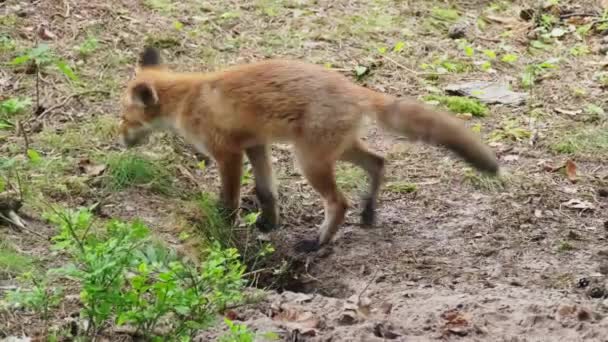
[358,267,379,303]
[17,120,29,155]
[380,55,422,75]
[0,211,45,239]
[63,0,71,18]
[560,12,599,20]
[28,90,110,123]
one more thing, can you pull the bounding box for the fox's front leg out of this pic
[216,151,244,223]
[245,145,279,232]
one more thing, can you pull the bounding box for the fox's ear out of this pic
[130,82,158,107]
[139,47,161,67]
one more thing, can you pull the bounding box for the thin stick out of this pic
[17,120,29,155]
[381,55,424,76]
[28,90,110,123]
[358,267,380,303]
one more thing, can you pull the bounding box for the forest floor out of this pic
[1,0,608,341]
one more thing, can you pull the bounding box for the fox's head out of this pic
[119,47,167,148]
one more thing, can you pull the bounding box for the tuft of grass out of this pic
[551,126,608,156]
[557,240,575,252]
[104,152,171,193]
[143,0,174,12]
[385,181,417,194]
[336,164,366,192]
[193,192,233,248]
[75,35,99,58]
[0,241,35,277]
[431,7,460,22]
[489,119,531,142]
[424,95,488,117]
[462,167,507,191]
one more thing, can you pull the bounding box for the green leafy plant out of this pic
[489,119,531,142]
[521,59,558,89]
[37,207,247,339]
[219,318,279,342]
[75,36,99,58]
[0,97,31,129]
[10,44,78,81]
[3,272,63,323]
[219,318,256,342]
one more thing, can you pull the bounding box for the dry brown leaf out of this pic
[272,307,320,332]
[37,27,56,40]
[565,159,577,183]
[78,158,106,177]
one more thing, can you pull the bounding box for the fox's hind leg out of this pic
[293,147,348,252]
[340,140,385,226]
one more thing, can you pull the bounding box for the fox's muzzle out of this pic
[119,120,149,148]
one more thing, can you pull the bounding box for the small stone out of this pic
[520,8,535,21]
[588,287,605,299]
[337,311,357,325]
[599,263,608,275]
[598,188,608,197]
[568,230,581,240]
[577,278,590,288]
[577,308,592,321]
[448,24,467,39]
[600,45,608,55]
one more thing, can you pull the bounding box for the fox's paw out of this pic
[294,237,321,253]
[361,199,376,226]
[256,215,278,233]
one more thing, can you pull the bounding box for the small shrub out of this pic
[3,272,63,321]
[18,207,249,340]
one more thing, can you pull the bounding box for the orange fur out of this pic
[119,47,499,251]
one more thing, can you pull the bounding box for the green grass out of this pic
[551,126,608,156]
[192,193,233,248]
[336,164,366,192]
[105,152,172,193]
[462,167,507,191]
[424,95,488,117]
[385,181,417,194]
[38,117,117,153]
[0,241,34,277]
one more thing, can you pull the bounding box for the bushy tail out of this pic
[362,88,499,174]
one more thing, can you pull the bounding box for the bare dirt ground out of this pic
[1,0,608,341]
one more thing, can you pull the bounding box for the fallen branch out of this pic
[28,90,110,123]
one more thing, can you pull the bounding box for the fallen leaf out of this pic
[37,27,56,40]
[272,307,319,334]
[379,301,393,315]
[78,158,106,177]
[224,310,238,321]
[565,159,577,183]
[373,323,400,339]
[562,198,595,211]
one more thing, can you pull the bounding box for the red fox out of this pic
[119,47,499,252]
